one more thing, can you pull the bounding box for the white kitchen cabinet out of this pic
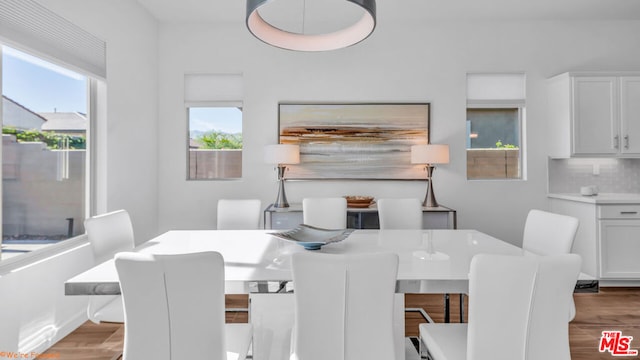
[598,205,640,279]
[571,76,617,155]
[547,72,640,158]
[620,77,640,154]
[550,195,640,284]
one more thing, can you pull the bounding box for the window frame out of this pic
[466,100,527,181]
[0,44,97,268]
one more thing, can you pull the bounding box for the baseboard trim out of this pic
[599,280,640,287]
[19,311,87,355]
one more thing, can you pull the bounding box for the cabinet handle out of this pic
[620,211,638,215]
[625,135,630,149]
[614,135,620,149]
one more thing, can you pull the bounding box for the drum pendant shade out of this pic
[246,0,376,51]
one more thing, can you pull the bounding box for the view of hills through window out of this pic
[188,106,243,180]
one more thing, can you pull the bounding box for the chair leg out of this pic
[443,293,466,323]
[443,293,450,323]
[459,294,465,323]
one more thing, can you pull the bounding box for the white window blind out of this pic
[0,0,106,78]
[184,74,243,104]
[467,73,525,102]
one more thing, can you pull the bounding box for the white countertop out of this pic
[548,193,640,204]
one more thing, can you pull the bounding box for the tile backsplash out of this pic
[548,158,640,193]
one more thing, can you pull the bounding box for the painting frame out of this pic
[278,103,430,180]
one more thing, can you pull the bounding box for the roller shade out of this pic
[467,73,525,102]
[0,0,106,78]
[184,74,243,105]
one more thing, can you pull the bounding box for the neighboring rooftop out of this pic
[3,95,86,133]
[39,112,87,132]
[2,95,47,130]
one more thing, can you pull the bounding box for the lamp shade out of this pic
[264,144,300,165]
[411,144,450,165]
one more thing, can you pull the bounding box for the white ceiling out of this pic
[135,0,640,25]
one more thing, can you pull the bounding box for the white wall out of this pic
[0,0,158,353]
[0,241,94,354]
[157,19,640,244]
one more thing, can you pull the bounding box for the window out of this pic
[1,45,91,260]
[466,73,526,180]
[188,105,243,179]
[184,74,244,180]
[467,107,523,179]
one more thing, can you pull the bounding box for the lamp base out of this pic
[422,166,439,208]
[273,165,289,208]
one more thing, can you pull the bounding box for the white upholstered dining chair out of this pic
[419,253,580,360]
[115,251,252,360]
[442,209,580,324]
[290,251,400,360]
[522,209,579,256]
[217,199,262,230]
[84,209,135,324]
[526,254,582,359]
[522,209,580,320]
[377,198,423,229]
[377,198,434,321]
[217,199,262,298]
[302,197,347,229]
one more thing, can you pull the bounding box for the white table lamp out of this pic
[264,144,300,208]
[411,144,450,207]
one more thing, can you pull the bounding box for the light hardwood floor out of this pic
[37,288,640,360]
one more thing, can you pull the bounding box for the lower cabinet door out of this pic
[599,219,640,279]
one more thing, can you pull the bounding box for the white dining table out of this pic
[65,229,530,360]
[65,228,528,296]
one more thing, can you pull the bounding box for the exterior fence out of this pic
[189,149,242,179]
[467,148,520,179]
[2,134,85,240]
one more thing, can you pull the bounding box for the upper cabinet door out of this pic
[620,76,640,155]
[572,76,618,155]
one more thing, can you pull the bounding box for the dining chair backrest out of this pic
[526,254,581,360]
[217,199,262,230]
[291,251,399,360]
[467,254,539,360]
[377,198,423,229]
[522,209,579,256]
[302,197,347,229]
[522,209,580,321]
[420,254,581,360]
[85,209,135,264]
[115,251,227,360]
[84,210,135,324]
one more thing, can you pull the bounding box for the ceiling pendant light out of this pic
[246,0,376,51]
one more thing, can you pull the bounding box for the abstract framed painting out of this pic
[278,103,430,179]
